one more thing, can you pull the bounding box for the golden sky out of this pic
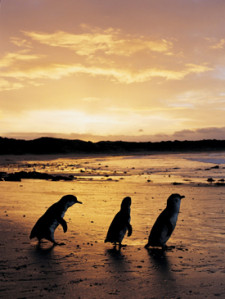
[1,0,225,141]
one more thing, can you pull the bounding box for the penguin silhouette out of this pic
[145,193,185,249]
[30,195,82,245]
[105,196,132,249]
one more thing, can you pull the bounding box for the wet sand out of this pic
[0,153,225,298]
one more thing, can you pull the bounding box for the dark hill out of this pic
[0,137,225,155]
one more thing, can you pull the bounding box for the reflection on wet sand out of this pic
[0,152,225,298]
[34,242,55,254]
[147,247,172,274]
[147,248,178,296]
[106,247,127,272]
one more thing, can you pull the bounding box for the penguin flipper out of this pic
[144,242,150,249]
[166,219,174,237]
[57,217,67,233]
[127,223,132,237]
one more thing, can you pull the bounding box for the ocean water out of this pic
[1,151,225,184]
[184,151,225,165]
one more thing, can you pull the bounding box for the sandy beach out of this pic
[0,153,225,298]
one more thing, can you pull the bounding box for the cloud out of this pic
[2,62,211,84]
[171,127,225,141]
[0,51,42,68]
[210,38,225,50]
[10,37,32,48]
[0,28,212,89]
[0,79,24,91]
[23,28,173,57]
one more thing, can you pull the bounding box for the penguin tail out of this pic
[29,227,36,239]
[144,242,150,249]
[29,232,34,239]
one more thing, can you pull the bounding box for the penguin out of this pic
[105,196,132,249]
[145,193,185,249]
[30,194,82,245]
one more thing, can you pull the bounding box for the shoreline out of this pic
[1,149,225,162]
[1,152,225,186]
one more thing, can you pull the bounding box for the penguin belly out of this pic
[170,213,178,227]
[118,227,127,243]
[159,213,178,245]
[48,219,59,239]
[48,209,66,239]
[159,226,171,245]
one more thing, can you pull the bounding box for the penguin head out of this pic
[167,193,185,211]
[121,196,131,210]
[59,194,82,207]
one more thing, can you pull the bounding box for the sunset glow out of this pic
[1,0,225,141]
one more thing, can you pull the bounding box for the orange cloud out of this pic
[0,51,42,68]
[0,79,24,91]
[23,28,173,57]
[210,38,225,49]
[2,62,211,85]
[10,37,32,48]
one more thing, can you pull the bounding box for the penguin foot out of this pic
[112,243,127,251]
[162,245,168,251]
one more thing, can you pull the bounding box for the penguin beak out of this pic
[180,195,185,199]
[76,200,83,204]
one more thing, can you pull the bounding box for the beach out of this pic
[0,152,225,298]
